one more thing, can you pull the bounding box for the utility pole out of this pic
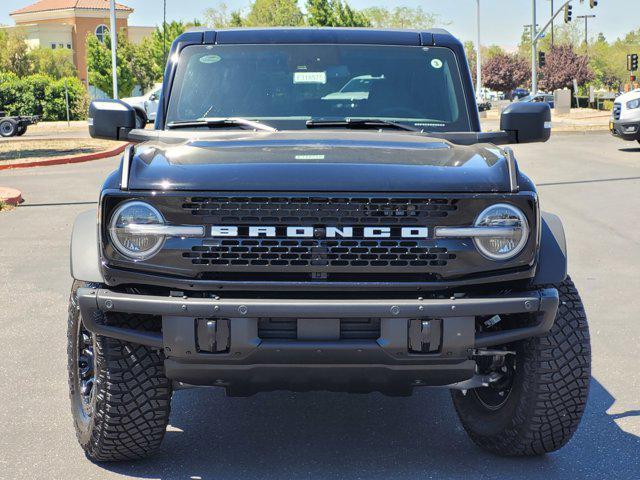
[476,0,482,99]
[577,14,596,50]
[531,0,538,94]
[531,0,576,94]
[550,0,554,46]
[163,0,167,66]
[109,0,118,99]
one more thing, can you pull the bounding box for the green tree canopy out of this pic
[245,0,304,27]
[307,0,369,27]
[361,6,440,29]
[30,48,77,79]
[0,29,32,77]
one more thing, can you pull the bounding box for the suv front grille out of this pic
[183,196,459,224]
[613,102,621,120]
[183,239,455,269]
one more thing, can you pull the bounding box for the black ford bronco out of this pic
[69,28,591,461]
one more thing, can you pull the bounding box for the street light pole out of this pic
[577,14,596,50]
[550,0,554,47]
[109,0,118,99]
[532,0,538,94]
[476,0,482,99]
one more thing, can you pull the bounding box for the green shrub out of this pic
[601,100,614,111]
[0,73,88,120]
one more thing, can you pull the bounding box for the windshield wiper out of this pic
[167,117,277,132]
[306,118,422,132]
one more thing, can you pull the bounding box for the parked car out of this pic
[477,98,492,112]
[121,83,162,127]
[512,88,529,100]
[73,27,589,461]
[0,111,40,137]
[610,89,640,144]
[518,93,555,108]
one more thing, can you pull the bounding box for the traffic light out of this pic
[629,54,639,72]
[564,4,573,23]
[590,0,598,7]
[539,51,546,68]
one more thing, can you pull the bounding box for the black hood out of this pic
[127,131,514,192]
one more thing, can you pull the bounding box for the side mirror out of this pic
[500,102,551,144]
[88,99,136,140]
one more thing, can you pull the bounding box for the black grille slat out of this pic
[184,239,455,269]
[184,196,458,224]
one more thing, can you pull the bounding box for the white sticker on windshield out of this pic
[293,71,327,84]
[431,58,443,69]
[199,54,221,64]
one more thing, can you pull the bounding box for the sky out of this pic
[2,0,639,49]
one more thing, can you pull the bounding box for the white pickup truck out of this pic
[610,88,640,143]
[121,83,162,128]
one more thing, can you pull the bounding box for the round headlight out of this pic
[109,201,165,260]
[473,204,529,260]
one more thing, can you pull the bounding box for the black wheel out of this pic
[67,281,172,461]
[451,277,591,456]
[0,119,17,137]
[16,125,27,136]
[134,110,147,129]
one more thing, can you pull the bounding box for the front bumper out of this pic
[610,119,640,140]
[77,287,558,395]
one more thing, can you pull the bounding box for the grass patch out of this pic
[0,139,122,164]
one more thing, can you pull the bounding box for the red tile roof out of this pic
[12,0,133,16]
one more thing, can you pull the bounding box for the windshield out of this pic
[166,44,471,131]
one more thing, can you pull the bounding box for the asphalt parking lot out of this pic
[0,132,639,479]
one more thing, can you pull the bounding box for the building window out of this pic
[95,24,109,43]
[67,44,72,49]
[51,43,56,49]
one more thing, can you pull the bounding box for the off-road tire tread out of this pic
[452,276,591,456]
[68,292,172,462]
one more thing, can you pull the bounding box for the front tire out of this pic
[452,277,591,456]
[67,282,172,461]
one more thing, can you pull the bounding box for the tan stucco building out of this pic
[7,0,154,84]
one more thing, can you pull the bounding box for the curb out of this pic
[0,143,128,171]
[0,187,23,206]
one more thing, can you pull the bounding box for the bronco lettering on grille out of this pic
[211,226,429,239]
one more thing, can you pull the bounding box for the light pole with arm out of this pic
[476,0,482,99]
[109,0,118,99]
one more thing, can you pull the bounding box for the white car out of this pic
[122,83,162,127]
[610,89,640,143]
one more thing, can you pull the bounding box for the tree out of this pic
[0,29,32,77]
[482,52,531,98]
[204,3,245,28]
[30,48,77,79]
[149,20,201,79]
[306,0,333,26]
[361,6,441,29]
[464,40,477,82]
[539,44,594,92]
[245,0,304,27]
[86,33,136,98]
[306,0,369,27]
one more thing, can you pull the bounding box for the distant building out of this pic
[6,0,154,85]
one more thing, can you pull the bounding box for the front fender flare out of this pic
[533,211,567,285]
[70,209,104,283]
